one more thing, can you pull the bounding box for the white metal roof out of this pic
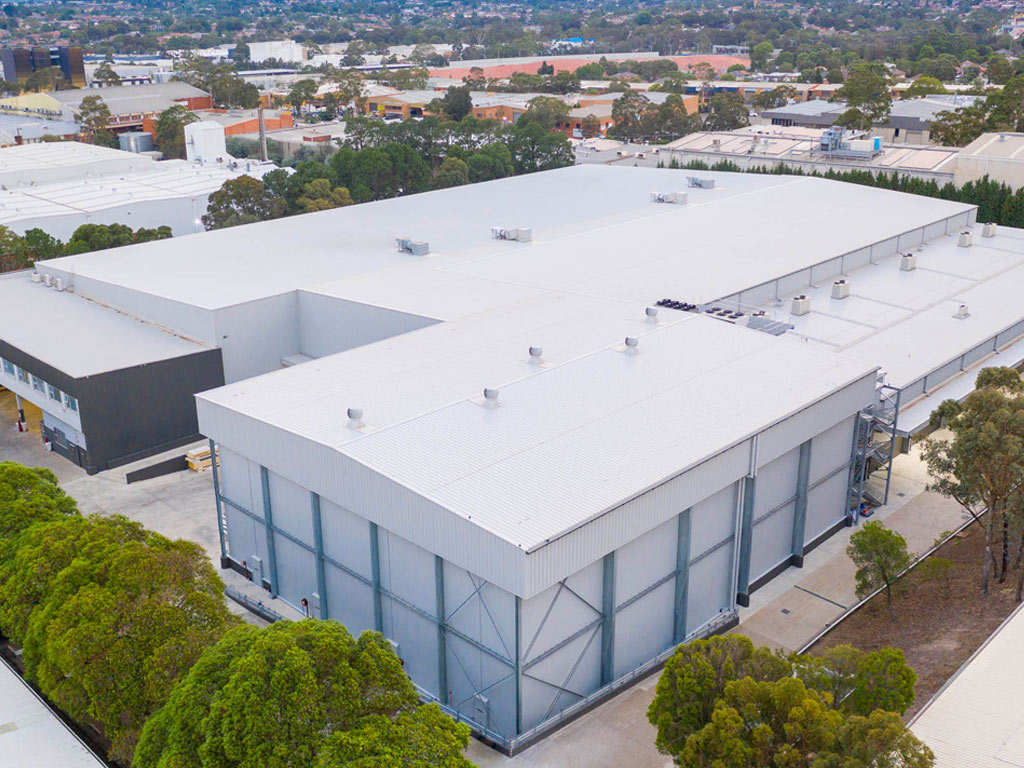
[0,272,211,377]
[198,304,875,553]
[765,225,1024,394]
[911,603,1024,768]
[0,659,106,768]
[0,140,153,188]
[42,166,975,314]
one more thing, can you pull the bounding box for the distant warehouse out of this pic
[3,167,1024,750]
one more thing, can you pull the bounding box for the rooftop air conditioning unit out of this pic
[54,278,65,292]
[42,274,53,287]
[687,177,715,189]
[791,295,810,316]
[958,230,973,247]
[983,222,997,238]
[649,191,687,205]
[491,226,532,242]
[900,252,917,271]
[831,279,849,300]
[30,272,41,283]
[396,237,429,255]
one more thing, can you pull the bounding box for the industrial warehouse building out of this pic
[5,166,1024,748]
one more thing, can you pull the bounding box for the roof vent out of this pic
[528,346,543,363]
[54,277,65,292]
[624,336,639,349]
[483,387,500,403]
[41,273,53,287]
[958,230,973,248]
[983,222,997,238]
[347,407,364,428]
[396,237,429,255]
[955,304,970,319]
[831,279,849,300]
[649,191,687,205]
[687,176,715,189]
[645,306,658,321]
[791,295,810,316]
[30,272,41,283]
[491,226,532,242]
[900,252,917,271]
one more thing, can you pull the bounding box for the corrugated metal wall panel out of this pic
[898,227,924,251]
[324,564,376,635]
[755,447,800,512]
[615,517,677,605]
[739,282,776,306]
[686,543,733,635]
[267,470,313,542]
[319,498,372,578]
[378,530,436,614]
[811,257,843,285]
[809,416,855,484]
[924,221,946,242]
[927,357,966,391]
[751,501,795,580]
[871,237,900,261]
[689,482,738,556]
[963,340,995,369]
[613,580,674,679]
[273,534,316,611]
[777,268,812,298]
[997,320,1024,348]
[843,247,872,272]
[218,446,253,510]
[297,291,439,359]
[805,470,847,542]
[525,442,750,597]
[758,375,874,466]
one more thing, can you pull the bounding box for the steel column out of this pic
[600,552,616,686]
[515,596,523,735]
[673,508,692,644]
[735,475,756,607]
[259,465,279,598]
[311,492,328,619]
[208,439,227,564]
[791,439,812,568]
[435,555,448,704]
[369,522,383,632]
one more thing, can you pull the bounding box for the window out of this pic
[16,367,29,385]
[47,383,60,401]
[31,374,45,393]
[1,358,13,376]
[62,393,77,412]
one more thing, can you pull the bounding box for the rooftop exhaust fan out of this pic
[900,253,917,271]
[983,222,997,238]
[955,304,970,319]
[831,279,849,300]
[957,230,973,248]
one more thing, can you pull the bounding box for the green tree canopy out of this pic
[203,175,289,229]
[135,620,472,768]
[519,95,570,132]
[0,514,236,762]
[902,76,948,99]
[924,367,1024,598]
[154,104,198,159]
[0,462,77,546]
[833,63,892,130]
[847,520,912,610]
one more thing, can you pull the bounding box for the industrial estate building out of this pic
[5,166,1024,749]
[0,139,273,239]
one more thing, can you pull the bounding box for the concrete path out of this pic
[0,391,968,766]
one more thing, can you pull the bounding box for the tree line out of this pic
[648,634,932,766]
[0,461,475,768]
[669,158,1024,230]
[0,224,172,274]
[202,114,573,230]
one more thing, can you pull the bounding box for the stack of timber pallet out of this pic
[186,445,218,472]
